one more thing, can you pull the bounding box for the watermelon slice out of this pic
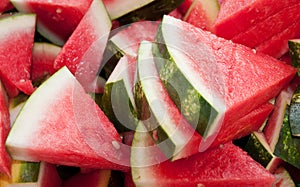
[131,123,276,186]
[31,42,61,84]
[11,0,92,46]
[183,0,220,31]
[213,0,299,39]
[101,55,138,132]
[63,169,111,187]
[0,0,14,13]
[6,67,129,171]
[154,15,296,151]
[256,20,300,58]
[0,13,36,97]
[273,167,296,187]
[289,85,300,137]
[0,80,11,176]
[177,0,193,15]
[288,39,300,76]
[53,0,111,92]
[232,3,300,48]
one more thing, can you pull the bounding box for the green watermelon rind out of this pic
[288,39,300,76]
[135,41,197,159]
[274,105,300,169]
[153,18,225,139]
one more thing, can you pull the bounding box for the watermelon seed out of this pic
[112,141,120,150]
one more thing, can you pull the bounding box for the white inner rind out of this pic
[138,41,192,154]
[161,15,226,140]
[104,0,154,20]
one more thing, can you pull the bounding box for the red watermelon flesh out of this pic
[160,16,296,149]
[213,0,299,39]
[131,126,276,187]
[6,67,129,171]
[232,3,300,48]
[255,20,300,58]
[31,42,61,83]
[177,0,193,15]
[183,0,220,31]
[0,0,14,13]
[63,170,111,187]
[53,0,111,92]
[11,0,92,46]
[0,81,11,176]
[0,13,35,98]
[178,102,274,159]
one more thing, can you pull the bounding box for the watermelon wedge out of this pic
[11,0,92,46]
[255,20,300,58]
[53,0,111,92]
[232,3,300,48]
[6,67,129,171]
[0,13,36,97]
[154,15,296,151]
[183,0,220,31]
[213,0,299,39]
[0,0,14,13]
[130,123,276,187]
[0,80,11,176]
[31,42,61,84]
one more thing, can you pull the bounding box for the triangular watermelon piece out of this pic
[31,42,61,84]
[6,67,129,171]
[0,0,14,13]
[232,3,300,48]
[0,13,35,98]
[130,123,276,186]
[154,15,296,150]
[256,20,300,58]
[53,0,112,92]
[0,81,11,176]
[213,0,299,39]
[11,0,92,46]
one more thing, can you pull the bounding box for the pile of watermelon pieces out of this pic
[0,0,299,186]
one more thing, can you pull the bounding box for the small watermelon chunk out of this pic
[288,39,300,75]
[11,0,92,46]
[183,0,220,31]
[0,0,14,13]
[31,42,61,84]
[6,67,129,171]
[131,123,276,187]
[232,3,300,48]
[0,81,11,176]
[256,20,300,58]
[213,0,299,39]
[0,13,36,97]
[53,0,111,92]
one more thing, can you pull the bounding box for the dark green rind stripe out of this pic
[274,106,300,169]
[288,39,300,76]
[117,0,184,25]
[289,85,300,137]
[153,26,218,137]
[18,161,40,183]
[101,80,138,132]
[244,133,273,168]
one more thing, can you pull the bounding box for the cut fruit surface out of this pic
[131,123,276,187]
[31,42,61,84]
[213,0,299,39]
[6,67,129,171]
[0,13,36,97]
[53,0,111,92]
[11,0,92,46]
[155,15,296,151]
